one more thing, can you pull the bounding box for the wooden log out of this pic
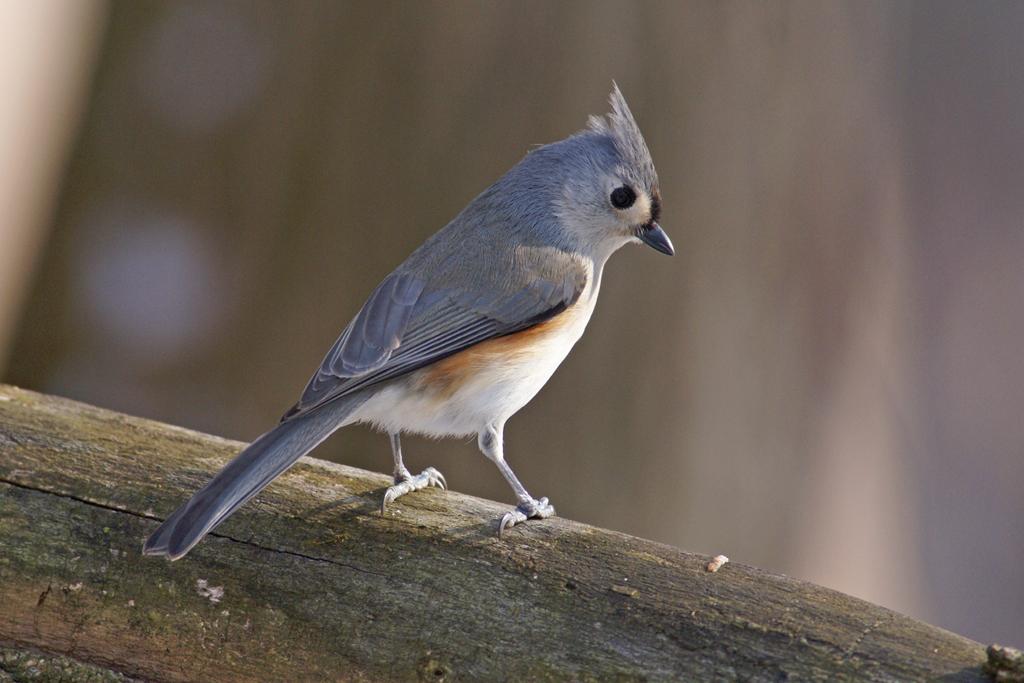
[0,384,990,681]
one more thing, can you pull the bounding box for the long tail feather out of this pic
[143,394,366,560]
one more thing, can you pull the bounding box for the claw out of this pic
[499,509,524,536]
[428,467,447,490]
[497,497,555,536]
[380,466,447,514]
[380,486,399,514]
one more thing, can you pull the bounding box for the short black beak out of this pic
[638,222,674,256]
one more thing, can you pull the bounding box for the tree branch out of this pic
[0,385,989,681]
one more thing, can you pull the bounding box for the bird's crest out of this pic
[587,83,658,189]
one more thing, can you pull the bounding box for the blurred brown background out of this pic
[2,0,1022,646]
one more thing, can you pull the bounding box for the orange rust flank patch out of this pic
[416,311,573,399]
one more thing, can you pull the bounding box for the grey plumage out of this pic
[144,85,667,559]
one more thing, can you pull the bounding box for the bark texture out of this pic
[0,385,989,681]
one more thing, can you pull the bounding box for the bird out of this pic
[143,84,672,560]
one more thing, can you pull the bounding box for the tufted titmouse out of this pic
[144,85,672,560]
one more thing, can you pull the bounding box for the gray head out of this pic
[492,84,672,260]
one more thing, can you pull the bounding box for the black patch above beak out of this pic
[638,222,674,256]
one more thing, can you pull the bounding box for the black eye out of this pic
[610,186,636,209]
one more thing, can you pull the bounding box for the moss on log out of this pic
[0,645,129,682]
[0,384,990,681]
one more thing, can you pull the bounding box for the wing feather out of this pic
[283,262,586,420]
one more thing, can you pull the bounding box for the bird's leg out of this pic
[381,432,446,514]
[478,422,555,535]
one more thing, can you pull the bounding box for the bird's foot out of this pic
[381,467,446,513]
[498,497,555,536]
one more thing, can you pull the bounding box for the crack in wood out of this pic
[0,475,392,580]
[35,583,52,608]
[842,613,895,663]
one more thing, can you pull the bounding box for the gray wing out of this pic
[283,258,587,420]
